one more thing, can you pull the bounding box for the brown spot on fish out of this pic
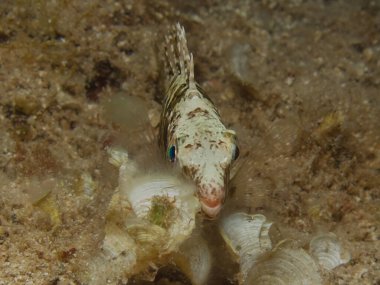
[183,164,199,178]
[187,107,209,119]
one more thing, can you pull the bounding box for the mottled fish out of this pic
[159,23,239,218]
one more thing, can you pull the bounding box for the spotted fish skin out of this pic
[159,23,239,218]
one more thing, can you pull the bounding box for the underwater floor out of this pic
[0,1,379,284]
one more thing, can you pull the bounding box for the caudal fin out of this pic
[164,23,196,89]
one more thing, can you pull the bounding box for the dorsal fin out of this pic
[164,23,196,89]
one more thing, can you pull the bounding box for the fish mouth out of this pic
[200,199,222,218]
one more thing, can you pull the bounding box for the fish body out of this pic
[159,24,239,218]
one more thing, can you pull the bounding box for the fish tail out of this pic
[164,23,196,89]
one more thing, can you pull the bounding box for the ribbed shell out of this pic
[309,232,351,270]
[174,233,212,285]
[246,247,322,285]
[121,173,199,253]
[219,212,273,281]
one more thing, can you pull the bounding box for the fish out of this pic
[159,23,239,218]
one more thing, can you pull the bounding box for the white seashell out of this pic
[246,246,322,285]
[309,232,351,270]
[100,147,201,282]
[107,147,130,168]
[107,147,139,185]
[219,212,273,282]
[125,219,168,256]
[85,223,138,285]
[118,172,199,255]
[103,223,137,263]
[80,172,96,197]
[173,233,212,285]
[220,213,323,285]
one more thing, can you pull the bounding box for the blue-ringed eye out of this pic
[167,145,176,162]
[232,145,240,161]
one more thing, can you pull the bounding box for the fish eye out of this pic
[167,145,176,162]
[232,145,240,161]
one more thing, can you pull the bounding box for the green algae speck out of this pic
[148,195,177,229]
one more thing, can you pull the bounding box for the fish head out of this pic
[168,129,239,218]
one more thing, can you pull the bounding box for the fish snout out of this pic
[198,186,225,218]
[200,198,222,218]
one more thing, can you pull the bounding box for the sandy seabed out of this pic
[0,1,379,284]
